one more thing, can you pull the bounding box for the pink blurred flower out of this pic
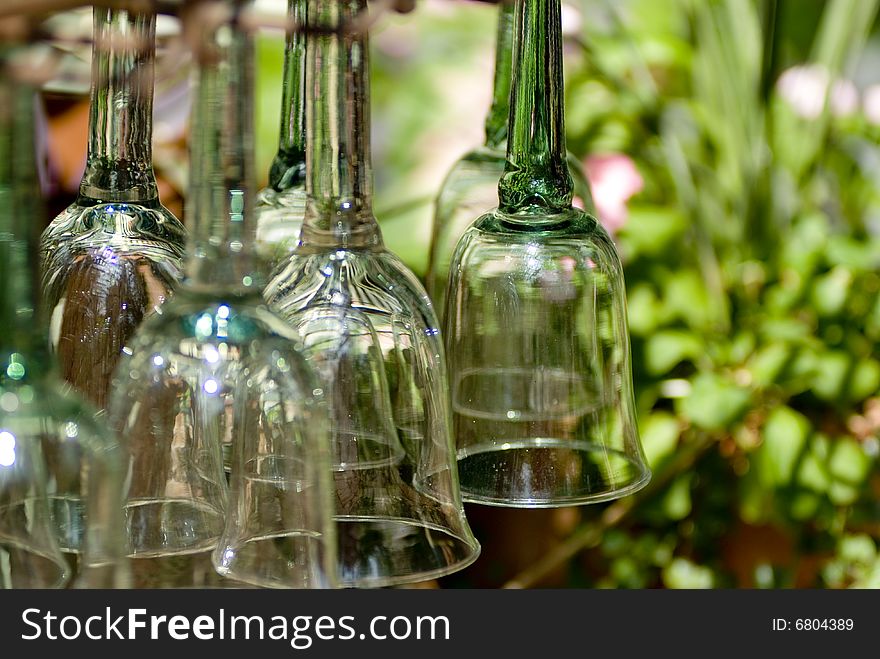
[561,2,583,37]
[863,84,880,125]
[583,153,644,234]
[776,64,859,120]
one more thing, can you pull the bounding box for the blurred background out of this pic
[37,0,880,588]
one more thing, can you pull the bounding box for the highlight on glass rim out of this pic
[0,0,878,590]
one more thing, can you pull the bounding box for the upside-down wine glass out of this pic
[426,0,593,315]
[254,0,308,266]
[444,0,651,507]
[265,0,480,587]
[39,6,186,412]
[108,0,337,589]
[0,38,128,589]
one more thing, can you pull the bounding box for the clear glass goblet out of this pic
[39,7,186,413]
[446,211,650,506]
[444,0,650,508]
[108,0,337,589]
[109,293,336,589]
[265,0,479,587]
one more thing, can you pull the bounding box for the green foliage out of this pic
[556,0,880,588]
[358,0,880,588]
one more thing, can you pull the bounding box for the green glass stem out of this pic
[268,0,307,193]
[254,0,309,265]
[498,0,574,217]
[484,0,515,150]
[298,0,381,250]
[184,6,260,291]
[78,7,159,204]
[425,0,593,312]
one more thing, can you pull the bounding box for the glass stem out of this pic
[268,0,308,193]
[78,7,159,205]
[484,0,515,151]
[497,0,573,217]
[299,0,382,251]
[0,54,46,374]
[184,2,260,291]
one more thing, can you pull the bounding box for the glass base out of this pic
[457,438,651,508]
[332,431,407,472]
[214,530,332,589]
[335,516,480,588]
[0,534,69,589]
[125,499,224,558]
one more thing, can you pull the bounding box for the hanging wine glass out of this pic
[1,38,128,589]
[426,0,593,316]
[265,0,480,588]
[254,0,308,266]
[108,0,336,590]
[444,0,651,507]
[39,6,186,412]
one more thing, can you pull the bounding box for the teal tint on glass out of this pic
[108,0,337,589]
[444,0,650,507]
[1,42,128,589]
[265,0,479,587]
[39,7,185,412]
[426,0,593,317]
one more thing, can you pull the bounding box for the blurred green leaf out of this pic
[662,474,693,520]
[662,557,715,589]
[779,213,828,275]
[828,481,861,506]
[728,331,757,365]
[851,559,880,588]
[847,359,880,402]
[747,342,792,386]
[627,283,663,336]
[790,491,822,519]
[645,330,704,375]
[760,317,814,342]
[829,437,873,485]
[811,267,852,317]
[811,350,851,400]
[757,406,811,486]
[739,467,773,524]
[640,411,681,468]
[826,235,880,271]
[619,205,689,259]
[663,270,715,329]
[796,446,830,493]
[678,372,751,431]
[838,534,877,564]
